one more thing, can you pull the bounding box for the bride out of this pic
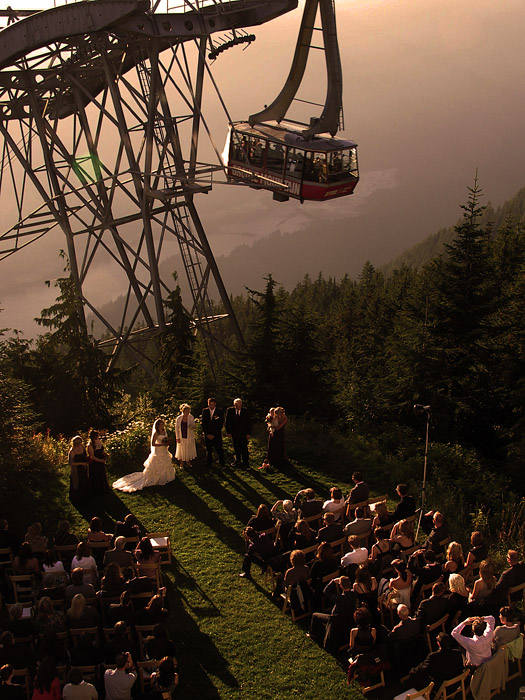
[113,419,176,493]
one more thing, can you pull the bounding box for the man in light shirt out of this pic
[341,535,368,567]
[451,615,495,667]
[104,652,136,700]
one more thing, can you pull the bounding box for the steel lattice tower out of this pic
[0,0,296,375]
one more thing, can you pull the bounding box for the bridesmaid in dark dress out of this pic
[69,435,90,504]
[262,406,288,468]
[87,429,109,496]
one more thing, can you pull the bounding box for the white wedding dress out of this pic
[112,433,175,492]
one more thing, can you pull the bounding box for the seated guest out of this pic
[348,606,376,654]
[443,542,465,578]
[316,513,343,544]
[87,516,111,543]
[134,537,161,569]
[104,537,134,569]
[422,511,449,555]
[0,631,33,670]
[66,593,99,629]
[390,519,415,552]
[104,652,136,700]
[492,606,521,649]
[293,519,317,549]
[107,591,135,627]
[37,573,66,603]
[135,594,169,625]
[283,550,310,588]
[34,597,66,636]
[388,560,412,607]
[13,542,40,577]
[344,507,373,538]
[408,549,442,601]
[270,499,297,524]
[53,520,79,547]
[36,631,69,667]
[368,528,394,578]
[113,514,143,541]
[322,487,345,522]
[388,604,420,642]
[63,667,98,700]
[23,523,47,558]
[352,564,378,615]
[239,527,277,579]
[42,550,67,587]
[246,504,274,532]
[0,663,26,699]
[464,531,488,571]
[100,562,126,597]
[124,569,155,600]
[70,632,104,667]
[310,543,338,608]
[66,568,95,603]
[408,632,464,690]
[341,536,368,569]
[144,623,176,661]
[71,542,97,586]
[415,581,449,630]
[293,488,323,518]
[308,576,356,651]
[31,656,61,700]
[495,550,525,600]
[347,472,369,506]
[5,603,35,639]
[371,502,390,529]
[150,656,179,698]
[446,573,470,623]
[470,560,496,603]
[103,621,138,665]
[451,614,495,667]
[390,484,416,523]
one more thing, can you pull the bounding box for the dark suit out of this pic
[496,562,525,600]
[299,500,323,519]
[410,647,464,690]
[225,405,251,465]
[310,581,356,650]
[348,482,369,505]
[317,523,344,544]
[391,495,416,522]
[416,594,450,630]
[202,406,225,466]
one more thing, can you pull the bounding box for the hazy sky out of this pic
[1,0,525,335]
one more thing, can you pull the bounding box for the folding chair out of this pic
[362,670,386,693]
[425,614,449,652]
[507,581,525,608]
[11,668,31,700]
[434,669,470,700]
[394,681,434,700]
[302,512,323,530]
[0,547,14,573]
[280,582,311,622]
[136,624,156,659]
[133,562,161,589]
[9,574,35,604]
[137,659,161,694]
[502,633,524,682]
[70,626,98,645]
[147,532,172,565]
[55,544,78,570]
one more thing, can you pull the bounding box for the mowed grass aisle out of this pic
[74,448,358,700]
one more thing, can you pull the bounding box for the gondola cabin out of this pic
[225,121,359,202]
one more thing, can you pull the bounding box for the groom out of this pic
[201,397,225,468]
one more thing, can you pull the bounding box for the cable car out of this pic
[225,121,358,203]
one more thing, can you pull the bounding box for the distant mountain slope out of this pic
[382,187,525,276]
[91,186,525,337]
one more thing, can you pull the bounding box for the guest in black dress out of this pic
[87,429,109,496]
[69,435,90,503]
[262,406,287,468]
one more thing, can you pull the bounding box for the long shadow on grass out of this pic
[248,462,332,501]
[169,478,246,555]
[72,489,148,536]
[163,575,239,696]
[218,468,290,511]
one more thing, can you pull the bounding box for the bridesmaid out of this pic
[87,429,109,496]
[68,435,90,503]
